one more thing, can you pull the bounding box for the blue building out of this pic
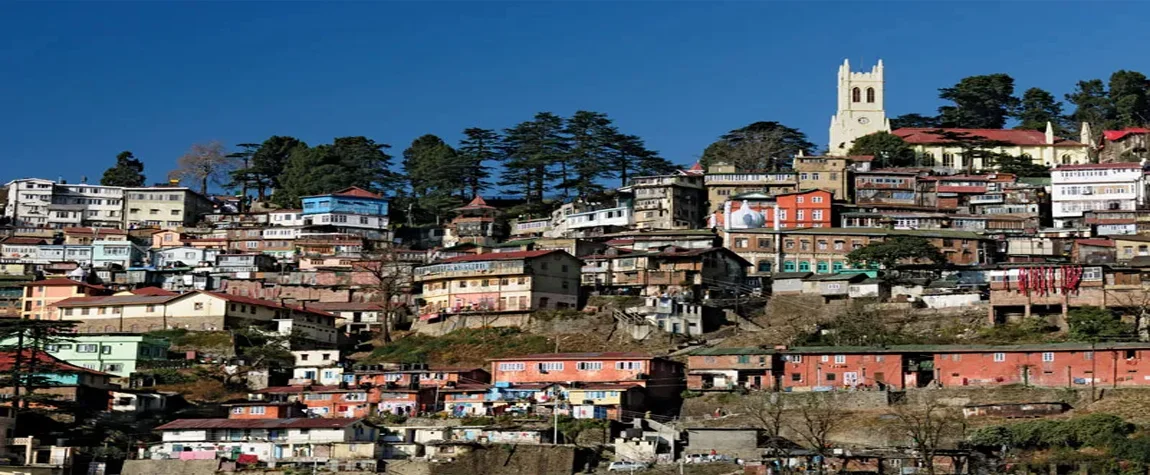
[301,187,389,232]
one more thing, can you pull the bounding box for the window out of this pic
[866,87,875,103]
[826,373,836,381]
[797,210,805,221]
[817,240,827,250]
[993,352,1006,362]
[232,407,245,415]
[942,153,954,168]
[833,240,844,250]
[499,362,525,371]
[77,344,98,353]
[103,363,123,373]
[577,362,603,371]
[734,238,748,248]
[851,87,861,102]
[816,262,828,273]
[798,261,810,272]
[251,406,266,415]
[757,238,771,248]
[538,362,564,372]
[834,355,846,364]
[194,302,204,311]
[146,305,155,312]
[820,355,829,362]
[1042,352,1055,362]
[791,373,802,382]
[796,196,804,204]
[812,210,823,221]
[616,361,642,370]
[784,240,795,250]
[101,345,112,354]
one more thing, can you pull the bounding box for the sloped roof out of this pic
[330,187,383,199]
[62,227,127,236]
[488,352,656,362]
[893,128,1085,147]
[155,418,363,430]
[0,237,47,245]
[130,287,178,296]
[1103,128,1150,142]
[201,291,336,318]
[53,294,180,308]
[438,250,563,263]
[0,349,111,376]
[456,195,495,210]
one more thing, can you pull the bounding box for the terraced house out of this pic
[413,249,581,319]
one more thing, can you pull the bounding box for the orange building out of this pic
[224,401,305,419]
[716,189,834,231]
[349,365,490,389]
[21,278,108,320]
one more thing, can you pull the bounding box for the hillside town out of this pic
[7,59,1150,475]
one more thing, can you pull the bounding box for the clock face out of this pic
[858,117,870,125]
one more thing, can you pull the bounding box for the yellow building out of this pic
[793,155,851,200]
[702,162,798,213]
[894,122,1092,171]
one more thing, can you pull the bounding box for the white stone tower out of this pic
[828,59,890,156]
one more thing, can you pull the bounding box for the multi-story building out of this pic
[347,364,490,389]
[414,250,581,318]
[580,246,749,298]
[92,239,147,269]
[853,169,933,208]
[24,333,171,378]
[686,347,775,391]
[716,189,834,231]
[21,277,109,320]
[123,186,214,230]
[794,156,851,200]
[702,162,797,213]
[1098,128,1149,163]
[290,350,343,386]
[1051,163,1147,228]
[51,290,338,345]
[149,418,381,471]
[443,195,503,247]
[269,209,305,227]
[4,178,55,228]
[152,246,219,268]
[723,228,993,274]
[301,187,389,233]
[894,124,1091,171]
[624,174,705,230]
[827,59,891,155]
[49,183,125,229]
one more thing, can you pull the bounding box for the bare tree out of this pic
[361,247,415,343]
[888,400,965,475]
[742,391,789,465]
[788,393,843,474]
[169,141,239,194]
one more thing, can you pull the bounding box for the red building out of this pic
[717,189,834,231]
[224,401,305,419]
[778,348,914,391]
[349,365,490,389]
[488,352,684,414]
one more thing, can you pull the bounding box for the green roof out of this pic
[689,347,774,356]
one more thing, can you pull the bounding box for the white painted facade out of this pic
[262,226,302,240]
[51,184,125,229]
[828,59,890,156]
[269,210,304,226]
[566,206,633,230]
[153,247,219,267]
[302,213,388,230]
[1050,164,1147,227]
[4,178,55,228]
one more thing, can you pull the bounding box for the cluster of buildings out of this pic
[9,58,1150,472]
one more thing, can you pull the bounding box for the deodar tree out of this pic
[100,151,146,187]
[699,121,815,171]
[847,132,914,168]
[846,236,948,271]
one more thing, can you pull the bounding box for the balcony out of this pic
[414,261,526,280]
[704,173,796,185]
[646,270,694,286]
[969,195,1005,204]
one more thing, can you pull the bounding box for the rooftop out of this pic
[892,128,1085,147]
[1054,162,1143,170]
[437,249,563,263]
[488,352,656,362]
[155,418,364,430]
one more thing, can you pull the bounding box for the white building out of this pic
[50,183,125,229]
[290,350,343,386]
[268,210,304,227]
[828,59,891,156]
[566,206,633,231]
[149,418,379,469]
[5,178,56,228]
[152,247,219,268]
[1051,163,1147,228]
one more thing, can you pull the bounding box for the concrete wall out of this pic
[122,459,219,475]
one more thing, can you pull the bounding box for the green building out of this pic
[2,334,170,378]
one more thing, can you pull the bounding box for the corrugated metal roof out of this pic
[688,347,773,356]
[155,418,362,430]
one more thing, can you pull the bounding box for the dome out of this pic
[729,201,765,229]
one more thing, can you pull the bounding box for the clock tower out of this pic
[828,59,890,156]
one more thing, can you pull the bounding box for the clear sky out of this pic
[3,2,1149,188]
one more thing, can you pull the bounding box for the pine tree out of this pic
[1014,87,1068,134]
[457,128,500,197]
[560,111,616,198]
[99,151,146,187]
[608,133,672,186]
[498,113,566,203]
[403,134,463,223]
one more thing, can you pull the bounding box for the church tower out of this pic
[828,59,890,156]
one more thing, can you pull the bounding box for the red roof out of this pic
[685,162,705,174]
[202,291,336,318]
[0,237,47,245]
[847,155,875,162]
[489,352,656,362]
[439,249,562,263]
[23,278,104,290]
[130,287,178,296]
[1077,239,1115,248]
[62,227,127,236]
[330,186,383,199]
[893,128,1085,147]
[1103,128,1150,142]
[1056,162,1142,170]
[0,349,111,376]
[456,195,495,210]
[155,418,362,431]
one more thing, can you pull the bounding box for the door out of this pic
[273,445,283,458]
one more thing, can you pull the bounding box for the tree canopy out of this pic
[699,121,815,171]
[100,151,146,187]
[169,141,238,195]
[1067,306,1136,342]
[1014,87,1068,134]
[890,113,941,129]
[403,134,464,223]
[938,73,1020,129]
[847,132,914,168]
[274,136,398,207]
[846,236,948,271]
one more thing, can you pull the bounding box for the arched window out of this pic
[783,261,796,272]
[866,87,875,103]
[104,325,115,332]
[1061,154,1072,165]
[852,87,861,103]
[832,262,844,272]
[798,261,810,272]
[757,261,772,273]
[816,262,829,273]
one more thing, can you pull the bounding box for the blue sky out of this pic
[3,2,1148,188]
